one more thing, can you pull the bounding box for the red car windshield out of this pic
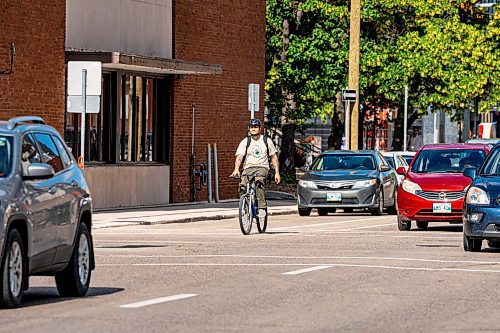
[411,149,485,173]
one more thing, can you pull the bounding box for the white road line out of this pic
[96,254,500,265]
[336,223,394,231]
[282,265,333,275]
[103,263,500,274]
[271,216,389,230]
[120,294,197,308]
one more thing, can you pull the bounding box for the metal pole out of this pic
[191,103,196,156]
[207,143,212,203]
[474,96,479,138]
[213,143,220,203]
[81,69,87,168]
[344,99,350,150]
[403,85,408,151]
[433,112,438,143]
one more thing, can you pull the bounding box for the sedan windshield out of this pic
[411,149,485,173]
[0,136,14,178]
[311,154,376,171]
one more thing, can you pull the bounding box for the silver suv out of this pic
[0,116,94,308]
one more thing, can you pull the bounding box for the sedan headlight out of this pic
[402,179,422,195]
[352,179,377,189]
[466,187,490,205]
[298,179,317,189]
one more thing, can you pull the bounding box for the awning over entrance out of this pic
[66,50,223,75]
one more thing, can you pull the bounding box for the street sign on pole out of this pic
[342,89,356,102]
[67,61,102,169]
[248,83,259,119]
[67,61,102,113]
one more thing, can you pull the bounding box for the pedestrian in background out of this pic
[408,127,423,151]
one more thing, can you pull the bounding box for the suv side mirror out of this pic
[463,166,477,180]
[23,163,55,180]
[379,165,391,172]
[396,166,407,175]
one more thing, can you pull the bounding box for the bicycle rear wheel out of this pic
[239,194,252,235]
[257,209,267,233]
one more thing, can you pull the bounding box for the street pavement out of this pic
[3,209,500,332]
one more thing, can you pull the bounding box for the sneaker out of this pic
[258,208,267,219]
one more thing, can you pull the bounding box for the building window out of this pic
[65,72,171,164]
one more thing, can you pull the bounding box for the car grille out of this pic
[311,198,359,205]
[415,190,465,201]
[314,181,355,190]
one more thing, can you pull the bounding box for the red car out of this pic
[396,144,489,230]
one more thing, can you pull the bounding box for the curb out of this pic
[94,208,298,229]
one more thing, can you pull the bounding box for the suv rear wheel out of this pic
[56,223,92,297]
[0,229,27,308]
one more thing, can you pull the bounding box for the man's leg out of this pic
[239,169,249,196]
[255,167,269,210]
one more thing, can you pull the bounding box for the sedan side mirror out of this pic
[23,163,55,180]
[396,166,407,175]
[379,165,392,172]
[463,166,477,180]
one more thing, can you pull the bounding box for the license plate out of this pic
[433,203,452,213]
[327,192,342,202]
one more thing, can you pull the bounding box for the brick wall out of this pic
[0,0,65,133]
[171,0,266,202]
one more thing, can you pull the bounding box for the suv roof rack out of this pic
[7,116,46,130]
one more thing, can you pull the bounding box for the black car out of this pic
[463,144,500,251]
[297,151,398,216]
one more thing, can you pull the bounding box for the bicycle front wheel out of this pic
[239,194,252,235]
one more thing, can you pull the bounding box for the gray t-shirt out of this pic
[236,135,277,170]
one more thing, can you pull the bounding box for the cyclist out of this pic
[230,118,281,220]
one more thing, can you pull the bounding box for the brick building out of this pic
[1,0,265,208]
[0,0,65,132]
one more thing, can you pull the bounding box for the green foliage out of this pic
[266,0,500,125]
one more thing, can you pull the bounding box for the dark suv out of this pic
[0,116,94,308]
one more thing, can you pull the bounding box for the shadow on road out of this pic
[411,225,463,233]
[20,287,124,308]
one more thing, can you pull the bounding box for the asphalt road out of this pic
[2,211,500,332]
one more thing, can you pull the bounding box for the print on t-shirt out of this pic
[252,144,262,158]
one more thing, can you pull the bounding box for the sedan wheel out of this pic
[371,190,384,216]
[397,215,411,231]
[298,208,311,217]
[416,221,428,229]
[318,208,329,216]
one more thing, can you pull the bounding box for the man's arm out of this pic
[271,154,281,184]
[230,155,243,177]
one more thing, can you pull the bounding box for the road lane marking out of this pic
[103,263,500,274]
[121,294,197,308]
[271,216,389,230]
[96,254,500,265]
[336,223,394,231]
[282,265,333,275]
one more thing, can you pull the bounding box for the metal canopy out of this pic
[66,51,223,76]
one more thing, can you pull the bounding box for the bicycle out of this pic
[230,173,268,235]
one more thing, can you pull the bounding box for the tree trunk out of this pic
[391,107,418,151]
[328,92,344,150]
[279,122,297,182]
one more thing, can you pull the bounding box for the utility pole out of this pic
[348,0,361,150]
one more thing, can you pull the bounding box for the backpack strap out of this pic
[240,136,251,168]
[263,134,271,169]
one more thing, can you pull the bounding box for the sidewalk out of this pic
[93,196,297,229]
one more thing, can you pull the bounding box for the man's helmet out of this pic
[248,118,262,128]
